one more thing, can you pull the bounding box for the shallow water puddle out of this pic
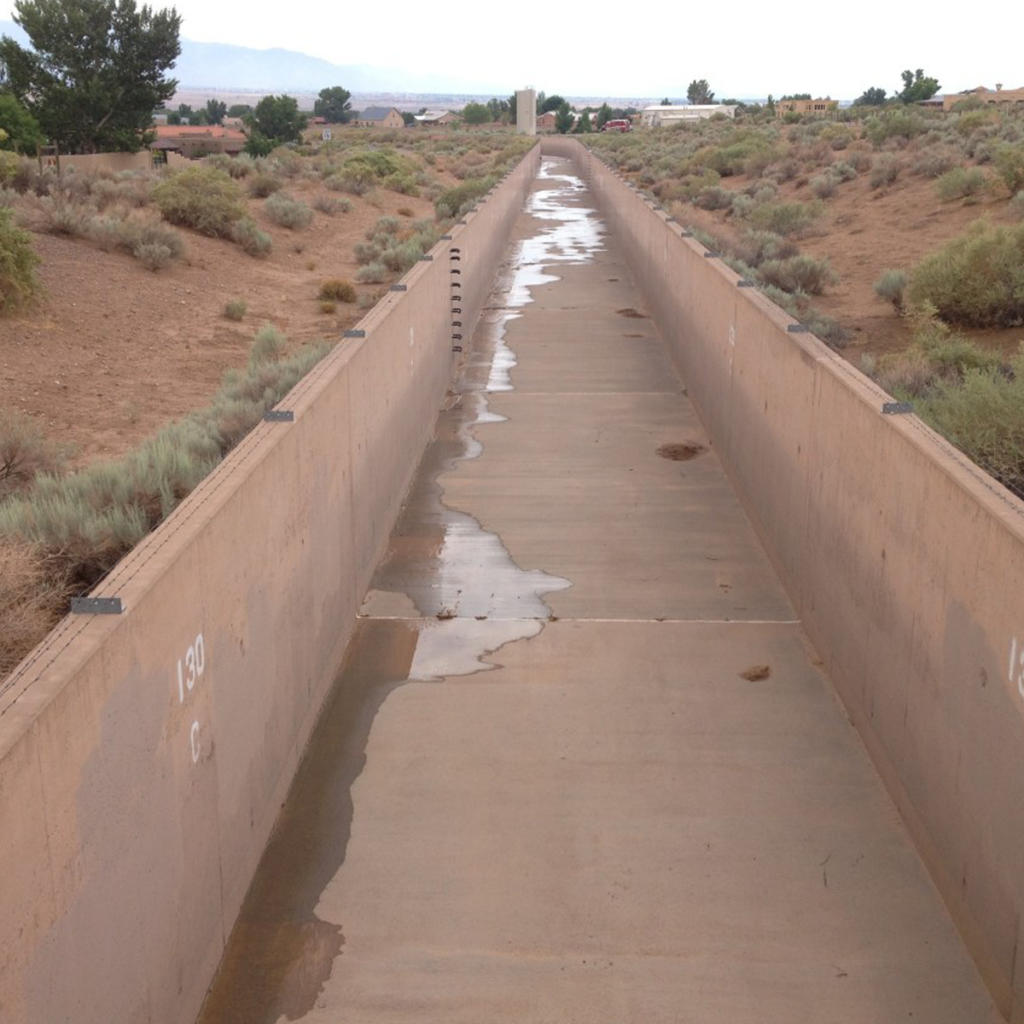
[363,157,606,681]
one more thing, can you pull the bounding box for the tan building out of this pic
[536,111,558,131]
[150,125,247,158]
[351,106,404,128]
[775,98,838,117]
[942,85,1024,111]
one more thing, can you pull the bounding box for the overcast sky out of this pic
[2,0,1019,99]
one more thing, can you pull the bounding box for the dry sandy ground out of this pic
[0,173,442,464]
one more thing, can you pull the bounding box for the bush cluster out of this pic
[909,221,1024,327]
[152,166,246,238]
[0,207,41,312]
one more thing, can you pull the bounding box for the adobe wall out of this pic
[41,150,189,174]
[0,145,539,1024]
[543,137,1024,1020]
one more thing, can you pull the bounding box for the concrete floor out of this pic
[195,160,999,1024]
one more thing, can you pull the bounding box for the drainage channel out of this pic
[194,159,602,1024]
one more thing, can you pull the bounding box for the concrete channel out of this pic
[193,158,999,1022]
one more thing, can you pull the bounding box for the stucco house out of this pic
[942,85,1024,111]
[351,107,404,128]
[775,98,838,117]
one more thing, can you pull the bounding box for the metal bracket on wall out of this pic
[737,280,756,288]
[389,284,407,292]
[263,410,294,422]
[787,325,811,334]
[71,597,123,615]
[343,329,366,338]
[703,252,719,258]
[883,401,914,415]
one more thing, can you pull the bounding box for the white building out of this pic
[640,104,738,127]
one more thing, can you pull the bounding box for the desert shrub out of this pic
[868,154,902,189]
[355,261,388,283]
[911,345,1024,499]
[134,242,173,271]
[693,185,735,211]
[397,206,414,217]
[248,172,283,198]
[30,194,94,236]
[908,221,1024,327]
[830,161,857,182]
[846,149,872,173]
[0,208,41,313]
[249,323,285,365]
[152,166,245,237]
[264,191,313,230]
[311,194,346,215]
[319,300,336,314]
[0,540,73,677]
[0,410,65,498]
[799,307,850,348]
[357,291,379,310]
[874,269,907,312]
[737,229,798,266]
[935,167,987,201]
[435,177,495,219]
[757,283,802,317]
[729,194,755,218]
[758,254,834,295]
[994,144,1024,194]
[912,148,957,178]
[746,200,822,237]
[223,298,247,320]
[383,171,419,196]
[231,217,273,257]
[318,278,356,302]
[866,112,925,147]
[809,173,836,199]
[1011,192,1024,222]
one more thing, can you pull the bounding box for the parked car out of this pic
[601,119,632,132]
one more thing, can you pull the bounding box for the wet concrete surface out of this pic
[195,160,999,1023]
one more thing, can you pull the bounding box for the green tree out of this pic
[462,101,490,125]
[660,97,671,106]
[400,111,416,126]
[0,0,181,153]
[898,69,940,104]
[766,94,776,115]
[177,103,193,121]
[574,111,593,134]
[228,103,252,118]
[0,92,43,151]
[687,79,714,104]
[540,93,565,114]
[554,101,573,134]
[205,98,227,125]
[595,102,612,129]
[243,130,275,157]
[166,110,181,125]
[251,94,306,145]
[314,86,352,123]
[854,87,887,106]
[780,93,811,101]
[507,92,518,123]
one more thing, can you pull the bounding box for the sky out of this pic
[2,0,1020,100]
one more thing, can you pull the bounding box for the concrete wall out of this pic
[0,145,539,1024]
[543,137,1024,1020]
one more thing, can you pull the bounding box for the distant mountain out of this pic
[0,20,505,94]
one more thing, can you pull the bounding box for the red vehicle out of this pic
[601,119,632,132]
